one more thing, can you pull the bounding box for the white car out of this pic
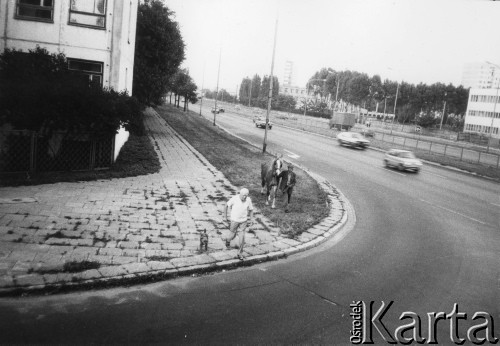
[337,132,370,149]
[384,149,422,173]
[254,117,272,129]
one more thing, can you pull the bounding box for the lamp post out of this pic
[262,15,278,154]
[213,48,221,126]
[486,61,500,152]
[199,62,205,116]
[390,81,399,134]
[439,92,447,130]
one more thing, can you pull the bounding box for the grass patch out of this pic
[156,104,329,236]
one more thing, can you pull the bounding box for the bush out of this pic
[0,47,144,138]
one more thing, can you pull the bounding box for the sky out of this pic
[164,0,500,94]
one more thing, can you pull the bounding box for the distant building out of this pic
[464,88,500,139]
[0,0,139,160]
[461,62,500,89]
[283,60,295,86]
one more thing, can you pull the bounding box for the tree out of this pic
[170,69,198,111]
[0,47,142,138]
[133,0,185,106]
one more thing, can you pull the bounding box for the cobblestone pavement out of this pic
[0,108,348,295]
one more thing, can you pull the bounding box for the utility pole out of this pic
[439,92,447,130]
[199,62,205,116]
[248,78,253,107]
[390,82,399,134]
[263,16,278,153]
[213,48,221,126]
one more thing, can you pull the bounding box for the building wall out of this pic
[1,0,138,160]
[464,88,500,138]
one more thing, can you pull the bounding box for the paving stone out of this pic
[147,261,176,271]
[125,262,150,274]
[15,274,45,287]
[0,275,15,287]
[98,265,129,277]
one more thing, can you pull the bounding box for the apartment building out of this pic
[464,88,500,139]
[461,62,500,90]
[0,0,138,160]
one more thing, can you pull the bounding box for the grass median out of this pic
[156,104,329,238]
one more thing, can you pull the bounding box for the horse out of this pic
[260,155,283,209]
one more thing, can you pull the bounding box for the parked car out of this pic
[254,116,272,129]
[384,149,422,173]
[337,132,370,149]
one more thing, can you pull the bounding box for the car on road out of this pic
[254,116,272,129]
[211,107,224,114]
[337,132,370,149]
[384,149,422,173]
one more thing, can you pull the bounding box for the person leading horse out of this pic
[260,153,283,209]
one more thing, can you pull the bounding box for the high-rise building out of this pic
[283,60,294,86]
[461,62,500,89]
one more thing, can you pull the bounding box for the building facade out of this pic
[0,0,138,160]
[464,88,500,139]
[283,60,295,86]
[461,62,500,89]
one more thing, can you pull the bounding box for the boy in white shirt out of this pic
[225,188,254,259]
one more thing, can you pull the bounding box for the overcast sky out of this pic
[164,0,500,93]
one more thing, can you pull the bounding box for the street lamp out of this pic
[485,61,500,152]
[213,48,221,126]
[390,81,399,134]
[439,92,447,130]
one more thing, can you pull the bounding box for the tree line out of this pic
[205,67,469,129]
[306,68,469,128]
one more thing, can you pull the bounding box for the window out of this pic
[16,0,54,22]
[68,58,103,86]
[69,0,107,28]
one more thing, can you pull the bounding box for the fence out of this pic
[0,130,114,173]
[375,132,500,168]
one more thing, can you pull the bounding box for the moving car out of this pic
[384,149,422,172]
[211,107,224,114]
[337,132,370,149]
[254,116,272,129]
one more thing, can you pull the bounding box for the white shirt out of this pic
[227,195,253,222]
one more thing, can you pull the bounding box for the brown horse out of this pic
[260,155,283,209]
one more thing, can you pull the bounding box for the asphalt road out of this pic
[0,104,498,345]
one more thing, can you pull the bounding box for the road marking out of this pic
[284,149,300,159]
[381,167,406,176]
[490,202,500,208]
[419,198,491,226]
[425,171,448,179]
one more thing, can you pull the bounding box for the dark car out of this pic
[254,116,272,129]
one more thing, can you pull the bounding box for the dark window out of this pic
[68,58,103,87]
[69,0,107,28]
[16,0,54,22]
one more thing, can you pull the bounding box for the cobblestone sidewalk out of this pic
[0,108,347,295]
